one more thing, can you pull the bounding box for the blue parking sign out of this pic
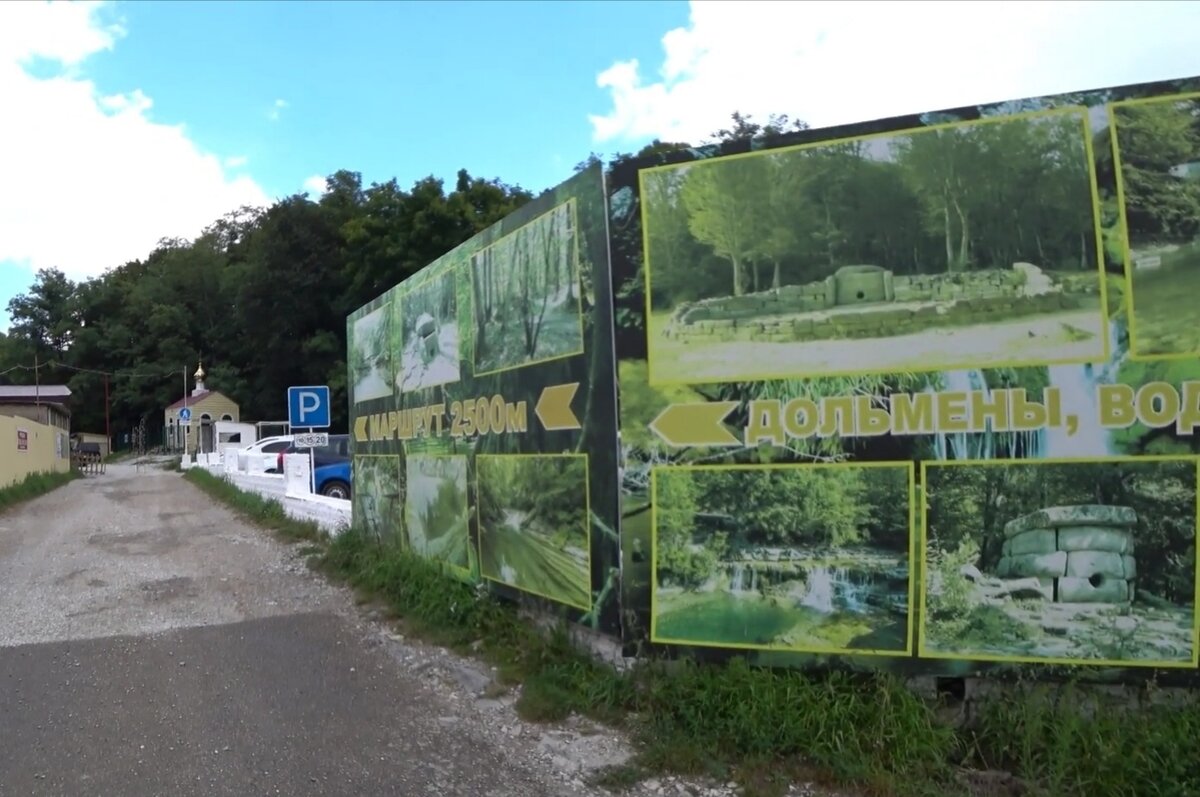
[287,385,331,429]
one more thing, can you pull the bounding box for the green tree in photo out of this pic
[1115,100,1200,243]
[679,157,769,296]
[647,111,1099,313]
[654,470,725,589]
[470,201,582,372]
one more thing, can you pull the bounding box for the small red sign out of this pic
[16,429,28,452]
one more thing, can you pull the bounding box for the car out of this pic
[313,458,351,500]
[277,434,351,499]
[239,435,294,472]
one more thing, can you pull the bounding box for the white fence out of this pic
[184,449,351,536]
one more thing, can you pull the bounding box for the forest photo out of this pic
[352,455,403,542]
[922,459,1198,666]
[476,454,591,610]
[470,199,584,375]
[641,109,1106,384]
[1112,95,1200,358]
[652,464,913,655]
[349,303,393,403]
[396,270,460,393]
[405,455,471,571]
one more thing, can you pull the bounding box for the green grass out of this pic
[191,476,1200,797]
[0,469,79,514]
[969,681,1200,797]
[183,468,322,542]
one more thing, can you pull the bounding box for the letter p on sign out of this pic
[287,386,331,429]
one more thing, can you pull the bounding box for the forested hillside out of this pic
[0,170,530,438]
[0,112,791,441]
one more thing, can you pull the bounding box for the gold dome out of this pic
[194,362,206,382]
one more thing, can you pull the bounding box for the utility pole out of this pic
[34,351,41,424]
[104,373,111,457]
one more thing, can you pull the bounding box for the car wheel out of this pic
[322,480,350,500]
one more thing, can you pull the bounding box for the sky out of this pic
[2,0,1200,331]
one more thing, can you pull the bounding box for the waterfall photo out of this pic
[349,302,394,403]
[651,463,913,655]
[477,454,591,610]
[921,458,1198,666]
[640,108,1108,385]
[405,455,471,571]
[353,455,403,542]
[470,199,585,376]
[922,324,1124,462]
[1112,94,1200,359]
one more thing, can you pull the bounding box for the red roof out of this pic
[166,390,218,411]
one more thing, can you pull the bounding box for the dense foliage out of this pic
[0,170,532,439]
[645,111,1098,305]
[477,455,587,543]
[656,466,911,587]
[1114,98,1200,244]
[0,113,783,443]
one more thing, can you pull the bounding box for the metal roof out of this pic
[0,385,72,403]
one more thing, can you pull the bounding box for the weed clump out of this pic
[0,469,78,514]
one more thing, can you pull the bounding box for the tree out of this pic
[680,157,770,295]
[6,268,78,361]
[1115,100,1200,242]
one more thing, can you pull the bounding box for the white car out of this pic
[236,435,294,473]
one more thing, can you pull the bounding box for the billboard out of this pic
[350,73,1200,683]
[346,164,623,635]
[607,74,1200,682]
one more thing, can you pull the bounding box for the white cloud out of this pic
[302,175,328,197]
[268,98,287,121]
[0,1,268,285]
[224,154,248,168]
[591,0,1200,144]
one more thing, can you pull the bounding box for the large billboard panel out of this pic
[607,74,1200,683]
[346,164,622,635]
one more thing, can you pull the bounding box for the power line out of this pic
[0,359,184,381]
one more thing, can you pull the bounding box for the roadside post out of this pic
[287,386,331,495]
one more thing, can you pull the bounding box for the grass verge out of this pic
[185,475,1200,797]
[0,469,79,514]
[183,468,322,542]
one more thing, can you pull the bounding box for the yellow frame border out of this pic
[475,452,593,612]
[393,265,465,395]
[468,198,588,379]
[403,452,475,581]
[639,106,1113,387]
[350,299,396,405]
[918,455,1200,669]
[648,460,916,658]
[1108,91,1200,362]
[351,453,404,543]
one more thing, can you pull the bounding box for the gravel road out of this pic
[0,463,830,797]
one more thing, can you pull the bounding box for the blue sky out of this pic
[0,0,686,328]
[82,0,686,200]
[3,0,1200,331]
